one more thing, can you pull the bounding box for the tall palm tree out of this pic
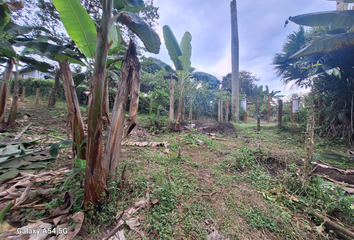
[230,0,239,121]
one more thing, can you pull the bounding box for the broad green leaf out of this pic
[109,24,121,49]
[21,161,49,169]
[14,41,68,55]
[4,22,49,36]
[113,0,143,10]
[289,11,354,30]
[49,140,75,158]
[19,56,53,72]
[74,158,86,169]
[0,158,31,169]
[0,144,24,159]
[290,32,354,59]
[0,169,34,182]
[0,2,10,32]
[53,54,85,66]
[117,12,160,54]
[179,32,192,73]
[0,78,9,83]
[0,38,15,57]
[120,3,144,14]
[163,25,183,70]
[107,57,124,70]
[52,0,97,59]
[108,45,126,56]
[0,201,13,223]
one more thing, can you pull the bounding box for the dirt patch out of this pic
[180,121,237,136]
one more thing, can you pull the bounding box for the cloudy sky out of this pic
[147,0,336,95]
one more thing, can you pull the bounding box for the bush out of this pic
[11,77,117,108]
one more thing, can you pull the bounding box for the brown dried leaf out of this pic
[59,212,84,240]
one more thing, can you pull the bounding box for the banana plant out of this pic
[286,9,354,58]
[53,0,160,209]
[0,2,56,126]
[158,26,192,130]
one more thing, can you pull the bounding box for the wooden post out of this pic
[21,87,25,102]
[225,100,229,122]
[277,99,282,127]
[36,88,39,105]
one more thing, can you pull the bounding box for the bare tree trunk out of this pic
[0,59,14,125]
[60,60,86,160]
[230,0,240,122]
[225,100,229,122]
[169,77,175,129]
[21,87,25,102]
[303,89,315,183]
[7,62,19,126]
[48,69,62,107]
[84,0,113,210]
[104,41,140,180]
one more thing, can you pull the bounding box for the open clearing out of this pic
[0,98,353,240]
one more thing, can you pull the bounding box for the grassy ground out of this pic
[1,97,353,240]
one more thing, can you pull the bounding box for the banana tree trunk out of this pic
[84,0,113,210]
[60,60,86,160]
[175,76,185,131]
[169,77,175,129]
[48,69,62,107]
[102,77,110,126]
[104,41,141,180]
[0,59,14,125]
[7,62,19,126]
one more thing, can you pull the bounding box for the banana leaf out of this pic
[52,0,97,59]
[163,25,183,70]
